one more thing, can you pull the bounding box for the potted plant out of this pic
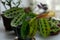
[1,0,60,40]
[1,0,37,39]
[1,0,21,31]
[10,7,37,40]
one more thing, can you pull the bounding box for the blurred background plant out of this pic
[1,0,21,9]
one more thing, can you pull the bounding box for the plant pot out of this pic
[1,14,13,31]
[50,30,60,36]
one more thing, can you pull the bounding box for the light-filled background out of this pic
[1,0,60,18]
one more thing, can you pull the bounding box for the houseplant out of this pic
[1,0,21,31]
[1,0,37,40]
[1,0,60,40]
[13,4,60,40]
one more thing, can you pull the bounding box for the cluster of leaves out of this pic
[3,6,37,39]
[38,17,60,37]
[1,0,60,39]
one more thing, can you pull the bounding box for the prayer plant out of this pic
[1,0,60,40]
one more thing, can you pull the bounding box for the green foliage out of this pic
[4,7,24,18]
[38,18,60,37]
[50,25,60,33]
[1,0,60,38]
[38,18,50,37]
[11,11,36,27]
[28,17,38,38]
[48,18,60,33]
[21,21,29,39]
[11,13,25,27]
